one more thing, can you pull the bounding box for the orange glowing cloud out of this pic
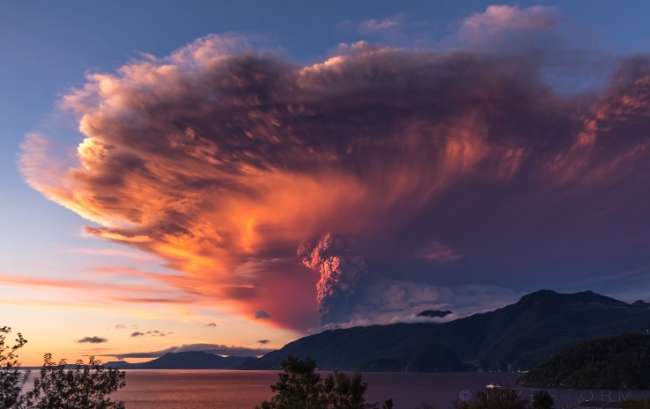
[0,272,186,304]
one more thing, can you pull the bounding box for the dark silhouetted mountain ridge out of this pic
[244,290,650,372]
[105,291,650,372]
[106,351,255,369]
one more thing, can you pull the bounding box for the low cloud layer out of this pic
[106,343,273,359]
[21,11,650,328]
[130,330,171,337]
[77,336,107,344]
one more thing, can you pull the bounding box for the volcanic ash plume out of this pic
[19,31,650,329]
[298,233,367,323]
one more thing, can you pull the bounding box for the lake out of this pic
[108,370,650,409]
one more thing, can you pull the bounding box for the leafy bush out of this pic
[531,391,553,409]
[256,356,392,409]
[0,327,125,409]
[21,354,125,409]
[0,327,27,409]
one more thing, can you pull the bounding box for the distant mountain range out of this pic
[106,351,257,369]
[108,290,650,372]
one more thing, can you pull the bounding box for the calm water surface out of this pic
[109,370,650,409]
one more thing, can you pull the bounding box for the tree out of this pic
[22,354,125,409]
[0,326,125,409]
[455,388,528,409]
[321,371,368,409]
[0,327,28,409]
[257,356,392,409]
[258,357,323,409]
[531,391,553,409]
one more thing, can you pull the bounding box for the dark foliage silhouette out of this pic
[531,391,553,409]
[0,327,125,409]
[0,327,28,409]
[256,356,392,409]
[22,354,125,409]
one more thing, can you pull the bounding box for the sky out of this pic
[2,1,650,365]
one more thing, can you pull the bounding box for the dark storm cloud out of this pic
[21,18,650,328]
[255,310,271,320]
[77,336,107,344]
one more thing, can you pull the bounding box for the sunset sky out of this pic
[3,1,650,365]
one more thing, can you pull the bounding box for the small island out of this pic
[518,333,650,389]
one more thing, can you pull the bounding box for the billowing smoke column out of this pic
[19,31,650,329]
[298,233,367,323]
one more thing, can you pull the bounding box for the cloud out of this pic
[337,16,434,50]
[77,336,107,344]
[419,241,463,262]
[0,272,187,307]
[146,330,172,336]
[131,330,171,337]
[298,233,367,323]
[110,296,192,304]
[21,32,650,328]
[455,4,561,52]
[205,322,217,327]
[70,247,158,261]
[459,4,557,41]
[257,339,270,344]
[105,343,273,360]
[254,310,271,320]
[0,273,154,293]
[115,324,127,329]
[358,16,402,33]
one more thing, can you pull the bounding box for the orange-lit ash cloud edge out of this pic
[20,20,650,329]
